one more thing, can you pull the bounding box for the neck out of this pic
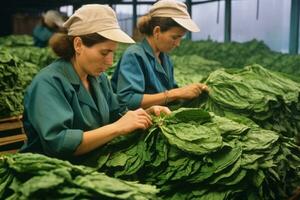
[70,57,90,91]
[71,57,88,83]
[146,37,160,59]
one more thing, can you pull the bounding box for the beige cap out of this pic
[43,10,64,28]
[150,0,200,32]
[63,4,135,44]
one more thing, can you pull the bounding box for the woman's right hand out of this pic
[114,108,153,135]
[170,83,208,100]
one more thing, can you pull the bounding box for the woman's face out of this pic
[76,39,118,77]
[156,26,187,52]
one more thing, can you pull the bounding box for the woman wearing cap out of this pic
[20,4,170,160]
[111,0,208,110]
[33,10,65,47]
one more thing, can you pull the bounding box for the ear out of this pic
[73,37,83,54]
[153,26,161,38]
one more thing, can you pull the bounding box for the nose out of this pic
[105,53,114,66]
[174,39,181,47]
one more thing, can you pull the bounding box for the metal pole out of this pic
[133,0,137,35]
[224,0,231,42]
[289,0,300,54]
[186,0,192,40]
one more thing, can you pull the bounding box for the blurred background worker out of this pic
[33,10,65,47]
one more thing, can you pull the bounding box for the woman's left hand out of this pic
[146,106,171,116]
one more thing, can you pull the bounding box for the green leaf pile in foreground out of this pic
[82,108,300,200]
[0,153,158,200]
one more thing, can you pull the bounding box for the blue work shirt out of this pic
[111,38,178,109]
[20,59,124,159]
[32,24,54,47]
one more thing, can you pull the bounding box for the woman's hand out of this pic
[114,108,153,135]
[146,105,171,116]
[170,83,208,100]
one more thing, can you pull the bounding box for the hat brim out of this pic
[172,17,200,32]
[98,29,135,44]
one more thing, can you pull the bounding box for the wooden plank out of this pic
[0,121,23,132]
[0,115,23,132]
[0,134,26,146]
[0,115,26,153]
[0,115,22,122]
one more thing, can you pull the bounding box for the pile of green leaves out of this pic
[201,64,300,141]
[171,39,300,77]
[0,35,57,118]
[0,153,159,200]
[82,108,300,200]
[0,50,35,117]
[172,55,223,86]
[6,46,57,70]
[0,35,34,47]
[171,39,271,68]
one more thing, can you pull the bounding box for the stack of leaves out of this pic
[201,64,300,141]
[82,108,300,200]
[171,39,300,77]
[171,55,223,86]
[6,46,57,70]
[0,35,34,47]
[0,153,159,200]
[0,50,30,117]
[171,39,271,68]
[0,38,56,117]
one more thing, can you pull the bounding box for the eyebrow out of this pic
[173,34,185,37]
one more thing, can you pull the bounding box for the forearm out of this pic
[140,93,165,109]
[141,90,178,109]
[74,123,121,156]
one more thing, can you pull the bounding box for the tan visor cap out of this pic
[43,10,64,28]
[150,0,200,32]
[63,4,135,44]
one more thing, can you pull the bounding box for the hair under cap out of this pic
[149,0,200,32]
[63,4,135,43]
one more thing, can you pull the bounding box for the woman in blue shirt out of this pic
[33,10,65,47]
[20,4,170,160]
[111,0,208,110]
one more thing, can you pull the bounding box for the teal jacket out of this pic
[111,39,178,109]
[32,24,54,47]
[20,59,124,159]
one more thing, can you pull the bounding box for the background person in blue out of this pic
[33,10,65,47]
[20,4,171,160]
[111,0,208,110]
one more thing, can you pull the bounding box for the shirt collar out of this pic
[58,59,102,86]
[141,38,156,59]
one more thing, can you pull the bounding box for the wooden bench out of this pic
[0,115,26,154]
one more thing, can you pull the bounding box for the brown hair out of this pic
[137,15,182,36]
[49,33,108,60]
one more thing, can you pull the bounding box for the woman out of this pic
[33,10,65,47]
[111,0,208,110]
[20,4,170,160]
